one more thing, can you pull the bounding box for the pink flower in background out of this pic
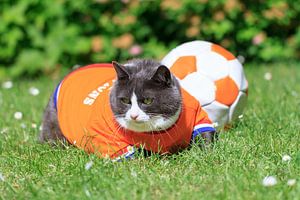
[129,45,143,56]
[252,33,266,45]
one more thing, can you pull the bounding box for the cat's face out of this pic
[109,59,182,132]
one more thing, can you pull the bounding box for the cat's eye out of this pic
[143,98,154,105]
[120,97,131,105]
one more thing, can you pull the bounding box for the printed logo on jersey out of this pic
[83,80,116,105]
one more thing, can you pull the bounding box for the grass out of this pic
[1,62,300,200]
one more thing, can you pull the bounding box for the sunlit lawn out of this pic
[1,62,300,199]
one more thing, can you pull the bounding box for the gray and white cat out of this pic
[39,59,216,147]
[110,59,182,133]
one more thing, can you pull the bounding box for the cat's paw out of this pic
[191,131,218,149]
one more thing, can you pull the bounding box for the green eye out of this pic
[143,98,154,105]
[120,97,131,104]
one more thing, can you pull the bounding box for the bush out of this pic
[0,0,300,78]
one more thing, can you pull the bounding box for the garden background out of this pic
[1,0,300,199]
[0,0,300,79]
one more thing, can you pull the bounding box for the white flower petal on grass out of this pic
[131,170,137,178]
[85,161,93,170]
[262,176,277,187]
[282,155,292,162]
[287,179,296,186]
[291,91,298,97]
[14,112,23,120]
[31,123,37,128]
[238,114,244,119]
[0,172,4,181]
[0,127,8,134]
[2,81,13,89]
[84,188,91,197]
[264,72,272,80]
[49,164,56,168]
[20,123,27,129]
[29,87,40,96]
[161,160,170,166]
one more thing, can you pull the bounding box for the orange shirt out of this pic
[55,64,215,159]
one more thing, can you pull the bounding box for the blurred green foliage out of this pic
[0,0,300,78]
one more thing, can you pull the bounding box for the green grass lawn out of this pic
[1,62,300,200]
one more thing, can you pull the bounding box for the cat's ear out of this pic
[112,61,129,80]
[151,65,172,86]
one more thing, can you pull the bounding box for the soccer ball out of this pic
[161,41,248,128]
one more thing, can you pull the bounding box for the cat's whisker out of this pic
[163,118,182,138]
[113,114,126,118]
[155,127,176,153]
[148,122,158,152]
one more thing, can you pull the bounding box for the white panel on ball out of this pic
[161,41,212,68]
[202,101,229,128]
[161,40,248,127]
[228,60,248,91]
[196,52,229,81]
[180,72,215,106]
[229,91,247,121]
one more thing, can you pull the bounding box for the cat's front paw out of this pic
[191,131,218,148]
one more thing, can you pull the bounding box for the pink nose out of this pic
[130,114,139,120]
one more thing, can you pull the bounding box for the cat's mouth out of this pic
[115,108,181,133]
[128,119,145,124]
[126,118,152,127]
[125,118,162,132]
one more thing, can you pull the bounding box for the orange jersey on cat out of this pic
[55,64,215,159]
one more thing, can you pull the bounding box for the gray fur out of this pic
[39,94,65,144]
[110,59,182,120]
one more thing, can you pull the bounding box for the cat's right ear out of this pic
[151,65,172,86]
[112,61,129,81]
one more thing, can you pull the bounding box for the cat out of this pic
[39,59,217,158]
[109,59,182,133]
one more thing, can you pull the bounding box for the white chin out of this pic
[115,108,181,133]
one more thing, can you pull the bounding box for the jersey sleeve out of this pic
[111,145,136,162]
[191,105,216,141]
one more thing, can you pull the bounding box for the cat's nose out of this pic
[130,114,139,120]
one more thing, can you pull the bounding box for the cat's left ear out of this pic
[151,65,172,86]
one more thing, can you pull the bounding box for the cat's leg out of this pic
[200,131,218,146]
[191,131,218,149]
[38,95,66,144]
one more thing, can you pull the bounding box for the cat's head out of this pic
[109,59,182,132]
